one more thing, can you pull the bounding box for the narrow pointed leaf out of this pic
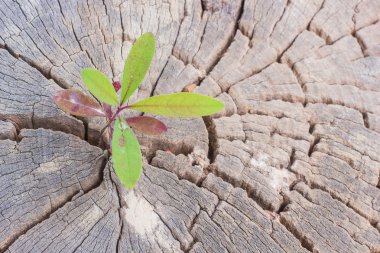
[112,118,142,189]
[81,68,119,105]
[53,89,105,117]
[129,92,224,117]
[102,103,113,118]
[126,116,167,135]
[121,32,155,104]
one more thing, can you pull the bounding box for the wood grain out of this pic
[0,0,379,252]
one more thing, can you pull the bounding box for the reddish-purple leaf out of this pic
[103,103,113,119]
[126,116,167,135]
[53,89,105,117]
[113,81,121,92]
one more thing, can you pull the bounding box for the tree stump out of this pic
[1,0,380,252]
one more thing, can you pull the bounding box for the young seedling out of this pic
[53,32,224,189]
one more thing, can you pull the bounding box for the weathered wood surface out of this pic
[0,0,380,252]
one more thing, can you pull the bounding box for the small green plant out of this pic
[53,33,224,189]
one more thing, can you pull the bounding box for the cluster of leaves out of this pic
[53,33,224,189]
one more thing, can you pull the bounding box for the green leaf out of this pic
[129,92,224,117]
[81,68,119,106]
[112,118,142,189]
[121,32,155,104]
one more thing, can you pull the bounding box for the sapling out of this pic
[53,32,224,189]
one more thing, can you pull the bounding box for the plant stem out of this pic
[102,104,129,150]
[109,123,114,150]
[99,122,110,137]
[109,105,128,122]
[119,105,129,111]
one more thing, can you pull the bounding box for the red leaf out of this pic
[103,103,113,118]
[126,116,167,135]
[113,81,121,92]
[53,89,105,117]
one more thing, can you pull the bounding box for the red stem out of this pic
[109,105,129,122]
[107,105,129,149]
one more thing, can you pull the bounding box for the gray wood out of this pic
[0,0,379,252]
[0,49,84,138]
[0,129,106,251]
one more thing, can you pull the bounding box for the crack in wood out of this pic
[1,0,380,251]
[279,215,315,252]
[0,189,81,253]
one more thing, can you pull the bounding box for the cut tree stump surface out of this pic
[0,0,380,252]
